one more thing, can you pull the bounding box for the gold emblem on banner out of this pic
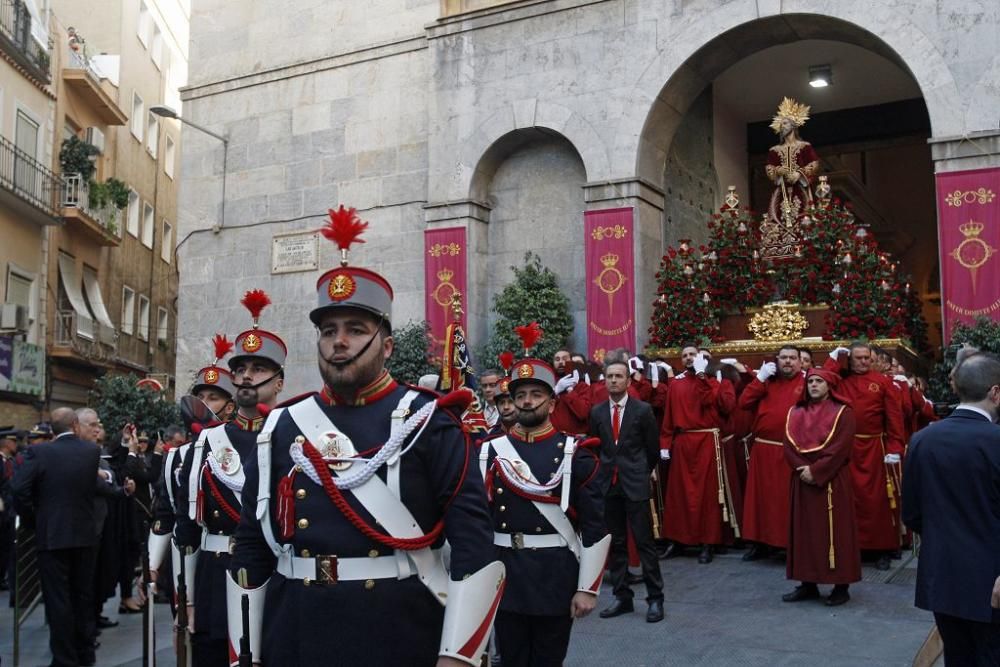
[428,243,462,257]
[950,221,996,295]
[591,225,629,240]
[431,268,459,323]
[945,188,995,208]
[747,303,809,342]
[594,252,627,310]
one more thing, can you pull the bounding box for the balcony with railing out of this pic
[0,0,50,84]
[0,133,62,224]
[61,173,122,246]
[63,42,126,125]
[52,310,117,364]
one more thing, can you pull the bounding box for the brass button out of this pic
[295,465,303,472]
[500,522,507,529]
[298,518,309,529]
[368,549,379,558]
[364,579,375,590]
[536,526,542,533]
[496,488,504,495]
[212,510,220,518]
[295,436,305,444]
[557,443,564,449]
[499,505,506,512]
[295,488,307,500]
[303,577,311,586]
[301,549,311,558]
[215,552,221,558]
[462,573,470,580]
[553,458,559,463]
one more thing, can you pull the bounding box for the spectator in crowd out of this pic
[0,427,19,590]
[903,352,1000,664]
[13,407,100,667]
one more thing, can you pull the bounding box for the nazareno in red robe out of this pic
[784,396,862,585]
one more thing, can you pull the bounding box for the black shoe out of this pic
[741,544,771,561]
[697,545,713,564]
[875,554,891,571]
[782,584,820,602]
[646,599,664,623]
[627,573,643,586]
[826,585,850,606]
[96,617,118,629]
[599,598,634,618]
[658,542,683,560]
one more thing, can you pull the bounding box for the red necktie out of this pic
[612,403,621,443]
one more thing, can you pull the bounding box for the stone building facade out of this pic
[177,0,1000,396]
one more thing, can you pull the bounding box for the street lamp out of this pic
[150,104,228,230]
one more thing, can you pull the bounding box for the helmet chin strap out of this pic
[318,315,386,370]
[235,368,285,392]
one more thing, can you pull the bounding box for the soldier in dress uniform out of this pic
[175,297,286,666]
[227,205,503,666]
[479,344,610,667]
[147,335,237,608]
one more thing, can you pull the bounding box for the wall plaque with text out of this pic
[271,231,319,274]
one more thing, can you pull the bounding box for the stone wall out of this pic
[177,0,1000,394]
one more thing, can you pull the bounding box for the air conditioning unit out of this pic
[0,303,29,332]
[86,127,106,153]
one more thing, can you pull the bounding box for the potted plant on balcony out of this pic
[59,135,99,181]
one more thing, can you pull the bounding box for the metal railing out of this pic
[62,173,122,236]
[0,134,61,218]
[0,0,50,81]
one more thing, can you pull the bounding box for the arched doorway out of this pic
[636,15,941,350]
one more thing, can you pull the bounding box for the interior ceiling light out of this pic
[809,64,832,88]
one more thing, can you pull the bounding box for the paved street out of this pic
[1,549,933,666]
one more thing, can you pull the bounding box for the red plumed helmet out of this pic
[321,205,368,266]
[241,289,271,328]
[514,322,543,355]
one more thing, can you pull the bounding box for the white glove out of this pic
[715,370,722,383]
[830,346,849,359]
[893,374,908,384]
[756,362,777,383]
[649,362,660,383]
[693,353,709,375]
[660,450,671,461]
[554,371,579,395]
[884,453,901,465]
[628,356,644,372]
[720,358,738,366]
[657,362,674,378]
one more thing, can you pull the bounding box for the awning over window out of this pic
[57,255,94,340]
[83,269,116,345]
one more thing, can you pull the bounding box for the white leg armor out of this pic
[147,531,171,573]
[226,574,268,667]
[576,534,611,594]
[438,561,506,666]
[171,544,198,605]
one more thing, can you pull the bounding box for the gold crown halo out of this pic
[770,97,811,134]
[437,267,455,282]
[960,221,985,238]
[600,252,619,267]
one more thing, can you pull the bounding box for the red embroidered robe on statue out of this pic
[823,359,906,550]
[659,372,736,545]
[784,396,862,585]
[738,373,804,549]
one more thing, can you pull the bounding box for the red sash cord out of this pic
[201,465,242,524]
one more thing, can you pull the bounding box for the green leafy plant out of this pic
[481,252,574,365]
[386,320,438,386]
[928,317,1000,403]
[104,177,130,209]
[89,373,181,438]
[59,135,100,181]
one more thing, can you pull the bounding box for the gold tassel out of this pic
[828,483,836,570]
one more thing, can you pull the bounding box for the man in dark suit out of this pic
[12,407,101,667]
[903,352,1000,665]
[590,357,665,622]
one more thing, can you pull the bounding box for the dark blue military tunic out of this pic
[230,375,495,666]
[484,425,605,616]
[176,418,259,644]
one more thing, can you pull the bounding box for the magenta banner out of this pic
[584,207,636,362]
